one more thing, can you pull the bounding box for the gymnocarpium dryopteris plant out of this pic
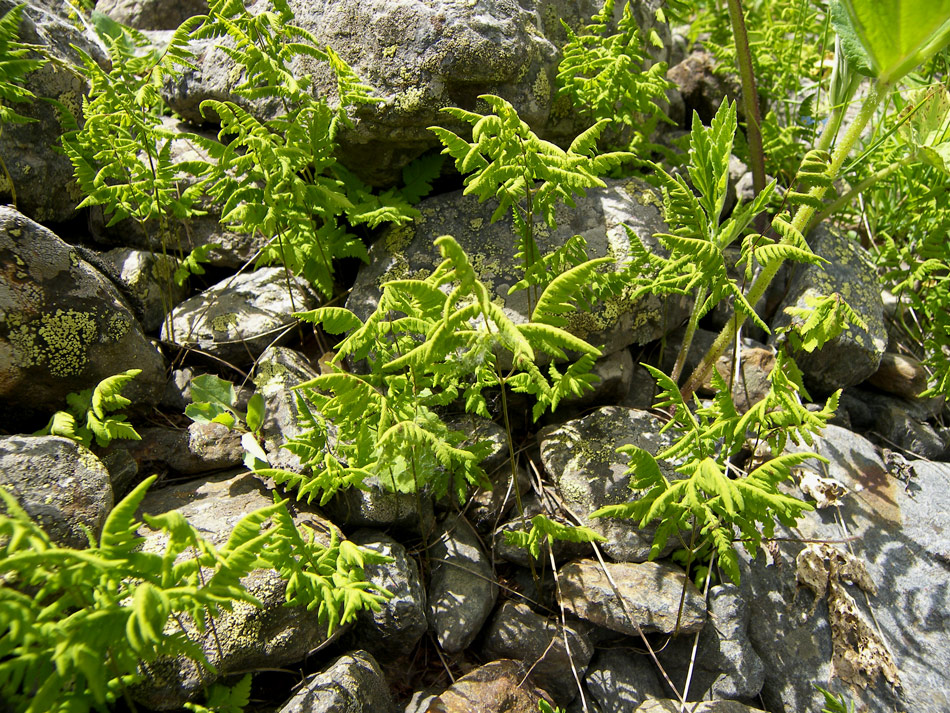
[679,0,950,401]
[186,0,426,300]
[261,236,605,545]
[35,369,142,448]
[556,0,674,154]
[0,475,391,713]
[0,3,46,206]
[430,93,632,314]
[59,12,207,339]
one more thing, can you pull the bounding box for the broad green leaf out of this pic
[245,393,265,433]
[241,432,269,470]
[834,0,950,84]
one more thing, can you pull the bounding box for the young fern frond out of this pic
[503,514,606,560]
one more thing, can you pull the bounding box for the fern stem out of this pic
[726,0,767,202]
[681,80,888,401]
[670,285,708,385]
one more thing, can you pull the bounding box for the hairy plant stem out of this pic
[681,80,889,401]
[670,285,708,385]
[726,0,767,202]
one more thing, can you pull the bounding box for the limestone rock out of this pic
[162,267,319,365]
[559,559,706,635]
[0,207,167,423]
[0,435,113,548]
[427,513,497,653]
[276,651,394,713]
[346,178,690,362]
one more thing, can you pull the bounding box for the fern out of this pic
[0,475,391,713]
[35,370,142,448]
[556,0,674,152]
[592,359,830,585]
[503,513,605,561]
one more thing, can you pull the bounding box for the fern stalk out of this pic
[682,80,888,401]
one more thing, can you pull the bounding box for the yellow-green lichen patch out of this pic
[469,217,484,231]
[210,313,239,333]
[11,308,99,377]
[382,44,398,58]
[385,224,416,253]
[532,69,551,103]
[107,314,130,341]
[57,90,82,124]
[395,86,427,114]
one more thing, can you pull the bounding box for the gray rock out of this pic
[769,225,887,394]
[433,659,547,713]
[98,443,140,498]
[346,178,690,363]
[539,406,677,562]
[559,559,706,635]
[492,492,592,567]
[277,651,394,713]
[658,584,764,701]
[0,435,113,548]
[101,248,188,332]
[635,701,766,713]
[0,1,106,221]
[482,601,593,706]
[162,0,670,185]
[133,471,344,709]
[0,207,167,422]
[746,425,950,712]
[95,0,209,30]
[253,346,321,471]
[556,347,635,414]
[125,421,244,474]
[323,475,436,534]
[583,649,665,713]
[667,49,741,125]
[427,513,498,653]
[350,530,427,657]
[162,267,319,365]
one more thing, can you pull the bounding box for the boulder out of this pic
[101,248,187,333]
[539,406,677,562]
[0,207,167,423]
[346,178,690,361]
[482,601,594,706]
[580,649,666,713]
[432,659,547,713]
[276,651,394,713]
[161,267,319,365]
[349,530,428,657]
[745,425,950,712]
[559,559,706,636]
[0,0,106,221]
[123,421,245,475]
[427,513,498,653]
[95,0,209,30]
[769,226,887,394]
[0,435,113,548]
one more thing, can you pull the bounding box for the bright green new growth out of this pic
[36,369,142,448]
[592,358,835,585]
[184,675,251,713]
[556,0,673,152]
[268,235,603,507]
[503,514,606,560]
[0,475,391,713]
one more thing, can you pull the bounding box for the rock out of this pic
[667,49,740,125]
[346,178,690,362]
[769,225,887,394]
[555,347,635,415]
[635,701,766,713]
[582,649,665,713]
[161,267,319,365]
[482,601,594,706]
[658,584,765,700]
[427,513,498,653]
[349,530,427,657]
[133,470,344,708]
[836,387,946,459]
[559,559,706,635]
[98,443,140,498]
[708,346,775,413]
[745,425,950,712]
[125,421,244,474]
[539,407,677,562]
[433,659,547,713]
[253,346,321,471]
[323,476,436,534]
[101,248,187,332]
[276,651,394,713]
[0,435,113,548]
[0,1,106,221]
[866,352,931,400]
[622,360,661,411]
[162,0,670,185]
[492,493,592,567]
[0,207,167,423]
[95,0,209,30]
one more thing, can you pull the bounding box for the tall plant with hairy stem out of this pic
[681,0,950,401]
